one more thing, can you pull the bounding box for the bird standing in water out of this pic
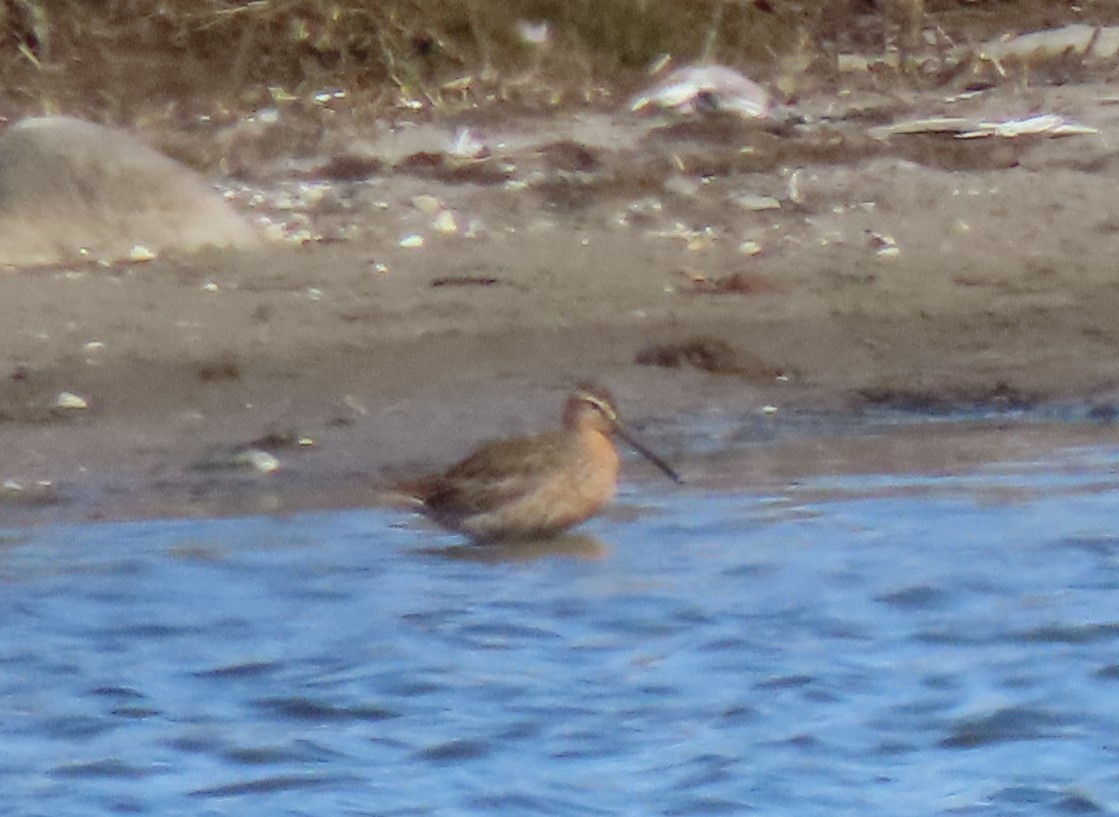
[394,383,681,543]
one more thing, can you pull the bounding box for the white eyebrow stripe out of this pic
[579,393,618,421]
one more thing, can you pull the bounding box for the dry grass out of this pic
[0,1,1113,122]
[0,0,803,119]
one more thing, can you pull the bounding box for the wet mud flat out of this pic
[4,12,1119,522]
[7,90,1119,520]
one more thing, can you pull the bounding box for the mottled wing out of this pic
[428,432,568,516]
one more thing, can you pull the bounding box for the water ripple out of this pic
[939,707,1069,748]
[414,738,492,764]
[4,437,1119,814]
[51,759,160,779]
[191,773,356,798]
[1016,623,1119,644]
[255,697,400,722]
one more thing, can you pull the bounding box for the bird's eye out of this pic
[588,398,616,421]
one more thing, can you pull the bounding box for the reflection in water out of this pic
[421,533,610,563]
[3,438,1119,815]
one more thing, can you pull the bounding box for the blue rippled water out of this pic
[3,436,1119,815]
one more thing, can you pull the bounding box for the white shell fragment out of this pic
[731,193,781,212]
[867,231,900,259]
[53,391,89,411]
[871,114,1097,140]
[868,118,971,139]
[399,233,425,249]
[0,479,59,506]
[193,446,280,474]
[412,195,443,216]
[630,64,770,119]
[786,169,805,205]
[448,127,490,160]
[128,244,156,263]
[647,223,717,251]
[956,114,1099,140]
[685,227,716,252]
[979,24,1119,63]
[432,209,458,235]
[237,449,280,474]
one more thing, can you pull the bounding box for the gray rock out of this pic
[0,116,261,267]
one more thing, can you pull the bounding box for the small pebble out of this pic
[412,195,443,215]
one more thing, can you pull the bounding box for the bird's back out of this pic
[400,427,619,541]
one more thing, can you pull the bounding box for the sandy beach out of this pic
[4,12,1119,522]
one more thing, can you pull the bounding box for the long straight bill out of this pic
[613,423,683,484]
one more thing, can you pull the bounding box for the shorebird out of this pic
[393,383,681,543]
